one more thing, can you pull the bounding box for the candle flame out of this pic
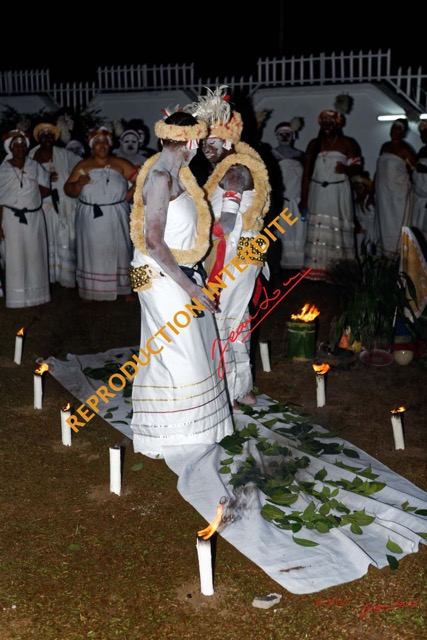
[198,504,224,540]
[16,327,24,337]
[34,363,49,376]
[391,406,406,414]
[291,304,320,322]
[62,402,72,412]
[312,363,330,375]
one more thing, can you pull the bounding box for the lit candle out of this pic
[33,363,49,410]
[259,341,271,372]
[14,327,24,365]
[109,445,122,495]
[390,407,406,450]
[61,403,72,446]
[312,363,330,408]
[196,537,214,596]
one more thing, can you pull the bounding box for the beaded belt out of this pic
[236,236,267,265]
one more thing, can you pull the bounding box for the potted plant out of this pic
[327,254,420,355]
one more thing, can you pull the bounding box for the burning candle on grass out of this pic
[61,403,72,446]
[312,363,330,407]
[33,363,49,409]
[197,501,225,596]
[390,406,406,450]
[14,327,24,365]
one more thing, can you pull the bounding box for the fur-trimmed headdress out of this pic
[185,85,243,144]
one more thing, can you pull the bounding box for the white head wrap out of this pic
[3,130,29,159]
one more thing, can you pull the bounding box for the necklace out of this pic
[11,165,25,187]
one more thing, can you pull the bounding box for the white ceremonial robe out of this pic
[75,167,132,300]
[276,157,306,269]
[0,157,50,308]
[209,186,261,403]
[412,158,427,244]
[375,152,413,257]
[130,191,234,458]
[304,151,355,280]
[29,146,80,287]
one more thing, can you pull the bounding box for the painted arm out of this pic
[216,164,252,235]
[143,170,216,313]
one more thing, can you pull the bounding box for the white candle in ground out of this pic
[196,536,214,596]
[316,374,326,407]
[61,405,72,446]
[391,412,405,450]
[14,332,23,365]
[109,446,121,495]
[34,374,43,409]
[259,342,271,372]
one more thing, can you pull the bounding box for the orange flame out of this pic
[198,504,224,540]
[16,327,24,337]
[291,304,320,322]
[34,363,49,376]
[391,406,406,414]
[62,402,72,412]
[312,363,330,375]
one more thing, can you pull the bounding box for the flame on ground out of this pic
[197,504,224,540]
[391,406,406,414]
[62,402,72,412]
[16,327,24,337]
[312,363,330,375]
[291,304,320,322]
[34,363,49,376]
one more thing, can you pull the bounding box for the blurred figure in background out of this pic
[374,118,417,258]
[351,172,376,256]
[412,120,427,245]
[30,122,80,287]
[272,117,306,270]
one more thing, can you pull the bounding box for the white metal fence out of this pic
[1,50,426,113]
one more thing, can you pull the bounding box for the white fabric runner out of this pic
[45,347,427,594]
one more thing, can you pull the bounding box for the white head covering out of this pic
[3,130,29,159]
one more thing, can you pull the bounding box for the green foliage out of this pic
[327,255,420,352]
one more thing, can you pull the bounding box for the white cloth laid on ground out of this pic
[304,151,355,281]
[75,167,132,300]
[375,152,413,257]
[0,157,50,308]
[130,191,233,458]
[45,347,427,595]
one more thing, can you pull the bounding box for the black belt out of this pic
[79,199,126,218]
[311,179,346,187]
[179,263,207,318]
[6,204,42,225]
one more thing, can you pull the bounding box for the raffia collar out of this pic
[203,141,271,232]
[130,153,212,265]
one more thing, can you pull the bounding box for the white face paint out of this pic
[120,134,139,154]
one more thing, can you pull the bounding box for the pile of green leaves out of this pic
[219,403,427,568]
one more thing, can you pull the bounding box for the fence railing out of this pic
[1,50,426,113]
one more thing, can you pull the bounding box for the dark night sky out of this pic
[0,8,424,83]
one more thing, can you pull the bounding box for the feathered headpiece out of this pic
[318,94,354,128]
[56,114,74,144]
[185,85,243,144]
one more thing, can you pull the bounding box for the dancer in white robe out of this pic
[64,127,137,301]
[129,111,233,459]
[0,130,50,308]
[187,87,271,407]
[301,108,362,281]
[374,118,417,258]
[29,123,80,287]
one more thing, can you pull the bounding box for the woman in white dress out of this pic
[129,111,234,458]
[0,130,51,308]
[64,127,137,301]
[374,118,417,258]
